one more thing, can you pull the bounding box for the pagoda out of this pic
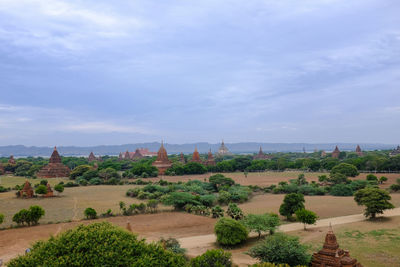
[131,149,144,160]
[311,225,362,267]
[205,149,216,166]
[152,142,172,175]
[216,140,232,156]
[254,146,268,160]
[179,152,186,164]
[332,146,340,159]
[321,150,327,157]
[44,183,54,197]
[124,150,131,160]
[389,146,400,157]
[37,147,70,178]
[8,155,16,164]
[191,147,202,163]
[88,152,97,162]
[19,180,34,198]
[118,152,123,161]
[355,145,363,156]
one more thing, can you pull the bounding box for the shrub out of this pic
[279,193,305,220]
[211,206,225,218]
[242,213,280,238]
[217,190,231,204]
[184,162,208,174]
[0,213,4,224]
[200,194,216,207]
[295,209,318,230]
[390,184,400,192]
[7,222,186,266]
[330,184,354,196]
[190,249,232,267]
[354,188,394,218]
[54,184,64,194]
[35,185,48,195]
[13,209,29,225]
[248,233,311,266]
[366,174,378,181]
[159,237,186,254]
[162,192,200,210]
[89,177,102,185]
[209,174,235,191]
[147,199,159,213]
[330,163,359,177]
[84,207,97,219]
[12,206,45,226]
[214,217,248,246]
[70,165,92,179]
[379,176,388,184]
[226,203,244,220]
[328,173,349,185]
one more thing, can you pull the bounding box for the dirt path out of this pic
[178,207,400,263]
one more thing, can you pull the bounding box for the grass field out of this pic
[0,175,70,188]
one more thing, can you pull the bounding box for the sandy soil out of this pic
[0,212,216,263]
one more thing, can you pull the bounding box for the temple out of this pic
[8,155,16,164]
[216,140,232,156]
[44,183,54,197]
[332,146,340,159]
[19,180,34,198]
[88,152,96,162]
[254,146,270,160]
[179,152,186,164]
[205,149,216,166]
[389,146,400,157]
[311,225,362,267]
[152,142,172,175]
[321,150,327,157]
[191,147,202,163]
[131,149,144,160]
[355,145,363,156]
[37,147,71,178]
[120,148,157,160]
[118,152,123,161]
[124,150,131,160]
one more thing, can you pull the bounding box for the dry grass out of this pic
[0,175,70,188]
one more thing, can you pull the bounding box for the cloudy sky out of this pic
[0,0,399,146]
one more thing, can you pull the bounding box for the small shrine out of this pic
[179,152,186,164]
[131,149,144,160]
[88,152,97,162]
[205,149,216,166]
[254,146,269,159]
[355,145,363,156]
[37,147,70,178]
[8,155,16,164]
[191,147,202,163]
[124,150,131,160]
[44,183,54,197]
[311,225,362,267]
[19,180,34,198]
[332,146,340,159]
[152,142,172,175]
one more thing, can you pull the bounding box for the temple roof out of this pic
[333,146,340,153]
[356,145,362,153]
[49,147,62,164]
[155,142,171,163]
[192,147,201,162]
[88,152,96,162]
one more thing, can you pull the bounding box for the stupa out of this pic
[88,152,97,162]
[216,140,232,156]
[205,149,216,166]
[37,147,70,178]
[19,180,34,198]
[191,147,202,163]
[311,225,362,267]
[355,145,363,156]
[179,152,186,164]
[254,146,268,159]
[44,183,54,197]
[118,152,123,161]
[8,155,16,164]
[389,146,400,157]
[332,146,340,159]
[131,149,144,160]
[124,150,131,160]
[152,142,172,175]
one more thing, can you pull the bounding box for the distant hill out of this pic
[0,142,396,157]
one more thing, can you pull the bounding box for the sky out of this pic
[0,0,399,146]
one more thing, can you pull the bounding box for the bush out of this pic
[214,217,248,246]
[330,184,354,196]
[7,222,186,266]
[242,213,280,238]
[190,249,232,267]
[217,190,232,204]
[162,192,200,210]
[390,184,400,192]
[295,209,318,230]
[70,165,92,179]
[248,233,311,266]
[211,206,225,218]
[84,207,97,219]
[12,206,45,226]
[379,176,388,184]
[35,185,48,195]
[330,163,359,177]
[366,174,378,181]
[159,237,186,254]
[209,174,235,191]
[0,213,4,224]
[184,162,208,174]
[279,193,305,220]
[54,184,64,194]
[226,203,244,220]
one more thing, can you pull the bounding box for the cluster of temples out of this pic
[118,148,157,161]
[390,145,400,157]
[253,147,272,160]
[36,147,70,178]
[18,180,54,198]
[312,225,362,267]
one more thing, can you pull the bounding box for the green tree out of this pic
[12,209,29,225]
[248,233,311,266]
[209,174,235,191]
[183,162,208,174]
[54,184,64,195]
[242,213,280,238]
[190,249,232,267]
[296,174,307,185]
[35,185,48,195]
[8,222,186,266]
[70,165,92,179]
[84,207,98,219]
[354,188,394,219]
[366,174,378,181]
[330,163,359,177]
[162,192,200,210]
[295,209,318,230]
[98,167,120,181]
[0,213,4,225]
[214,217,248,246]
[328,173,349,185]
[28,206,45,225]
[379,176,388,184]
[279,193,305,220]
[226,203,244,220]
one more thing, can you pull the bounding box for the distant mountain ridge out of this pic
[0,142,397,157]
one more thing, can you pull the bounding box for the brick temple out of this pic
[152,142,172,175]
[332,146,340,159]
[88,152,97,162]
[179,152,186,164]
[8,155,16,164]
[311,225,362,267]
[355,145,363,156]
[191,147,202,163]
[19,180,34,198]
[205,149,216,166]
[44,183,54,197]
[37,147,70,178]
[216,140,232,156]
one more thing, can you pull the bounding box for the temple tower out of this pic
[332,146,340,159]
[124,150,131,160]
[19,180,34,198]
[179,152,186,164]
[132,149,144,160]
[206,149,216,166]
[37,147,70,178]
[88,152,96,162]
[191,147,202,163]
[355,145,363,156]
[152,142,172,175]
[8,155,16,164]
[217,140,232,156]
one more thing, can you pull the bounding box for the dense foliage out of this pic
[248,233,311,266]
[295,209,318,230]
[8,222,186,266]
[242,213,280,237]
[279,193,305,220]
[214,217,248,246]
[190,249,232,267]
[12,206,45,226]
